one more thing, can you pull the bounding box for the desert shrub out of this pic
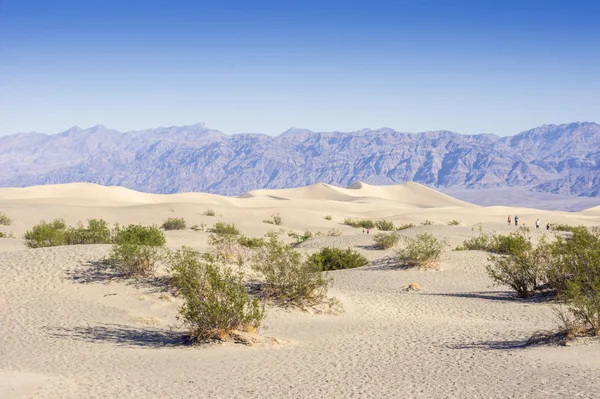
[396,223,416,231]
[210,222,240,236]
[65,218,112,245]
[251,234,331,307]
[397,233,447,269]
[325,215,332,221]
[375,220,396,231]
[204,209,216,216]
[24,219,68,248]
[0,212,12,226]
[492,228,532,255]
[421,220,433,226]
[373,232,400,249]
[448,220,460,226]
[456,226,494,251]
[486,237,551,298]
[109,244,165,278]
[343,218,375,229]
[326,228,342,236]
[0,232,7,238]
[288,230,316,246]
[237,236,266,248]
[113,224,166,246]
[307,247,369,271]
[548,227,600,334]
[263,212,283,225]
[550,223,580,233]
[162,217,186,230]
[169,247,264,342]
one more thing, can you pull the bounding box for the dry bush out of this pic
[204,209,216,216]
[396,223,416,231]
[169,247,264,343]
[326,228,342,236]
[447,220,460,226]
[420,220,433,226]
[263,212,283,226]
[397,233,448,269]
[375,220,395,231]
[0,212,12,226]
[251,234,332,308]
[324,215,333,221]
[161,217,186,230]
[288,230,320,246]
[373,232,400,249]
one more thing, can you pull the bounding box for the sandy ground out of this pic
[1,181,600,398]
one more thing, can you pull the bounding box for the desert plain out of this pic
[1,181,600,398]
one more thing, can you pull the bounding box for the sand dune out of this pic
[1,182,600,398]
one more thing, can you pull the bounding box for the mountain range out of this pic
[1,121,599,198]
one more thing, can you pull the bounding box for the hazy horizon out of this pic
[1,0,599,136]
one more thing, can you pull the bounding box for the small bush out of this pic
[486,237,551,298]
[397,233,447,269]
[0,212,12,226]
[457,226,494,251]
[343,218,375,229]
[113,224,166,246]
[162,217,186,230]
[550,223,580,232]
[421,220,433,226]
[325,215,332,221]
[288,230,316,246]
[204,209,216,216]
[263,213,283,226]
[307,247,369,271]
[373,232,400,249]
[448,220,460,226]
[237,236,266,249]
[252,234,332,307]
[169,247,264,342]
[24,219,68,248]
[109,244,165,278]
[375,220,396,231]
[0,232,7,238]
[209,222,240,236]
[326,228,342,236]
[396,223,416,231]
[65,218,112,245]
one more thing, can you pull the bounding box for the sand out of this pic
[1,182,600,398]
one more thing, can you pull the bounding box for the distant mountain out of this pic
[1,121,599,197]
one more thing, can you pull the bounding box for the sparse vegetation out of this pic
[190,224,206,232]
[237,236,266,249]
[448,220,460,226]
[0,232,7,238]
[373,232,400,249]
[549,223,580,233]
[326,228,342,236]
[161,217,187,230]
[0,212,12,226]
[375,220,395,231]
[421,220,433,226]
[209,222,240,236]
[343,218,375,229]
[251,234,332,308]
[307,247,369,271]
[456,226,532,255]
[288,230,319,246]
[169,247,264,342]
[396,223,416,231]
[397,233,447,269]
[263,212,283,226]
[324,215,332,221]
[204,208,216,216]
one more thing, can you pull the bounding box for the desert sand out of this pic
[1,181,600,398]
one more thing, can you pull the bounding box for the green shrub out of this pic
[396,223,416,231]
[162,217,186,230]
[550,223,580,232]
[0,212,12,226]
[65,218,112,245]
[237,236,266,248]
[456,226,494,251]
[204,209,216,216]
[307,247,368,271]
[375,220,396,231]
[397,233,447,269]
[251,234,331,307]
[486,237,551,298]
[209,222,240,236]
[0,232,7,238]
[263,212,283,226]
[325,215,332,221]
[421,220,433,226]
[373,232,400,249]
[109,244,165,278]
[169,247,264,342]
[343,218,375,229]
[448,220,460,226]
[113,224,166,246]
[457,226,532,255]
[24,219,68,248]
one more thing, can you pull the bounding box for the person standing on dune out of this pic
[514,215,518,227]
[508,215,511,226]
[536,219,540,229]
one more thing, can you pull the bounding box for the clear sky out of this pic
[1,0,599,136]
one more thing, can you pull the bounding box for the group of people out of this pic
[507,215,549,230]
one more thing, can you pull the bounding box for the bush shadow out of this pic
[424,291,556,303]
[360,256,412,271]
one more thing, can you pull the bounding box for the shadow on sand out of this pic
[423,291,556,303]
[46,324,191,348]
[360,256,412,271]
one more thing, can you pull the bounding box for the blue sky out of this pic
[1,0,599,136]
